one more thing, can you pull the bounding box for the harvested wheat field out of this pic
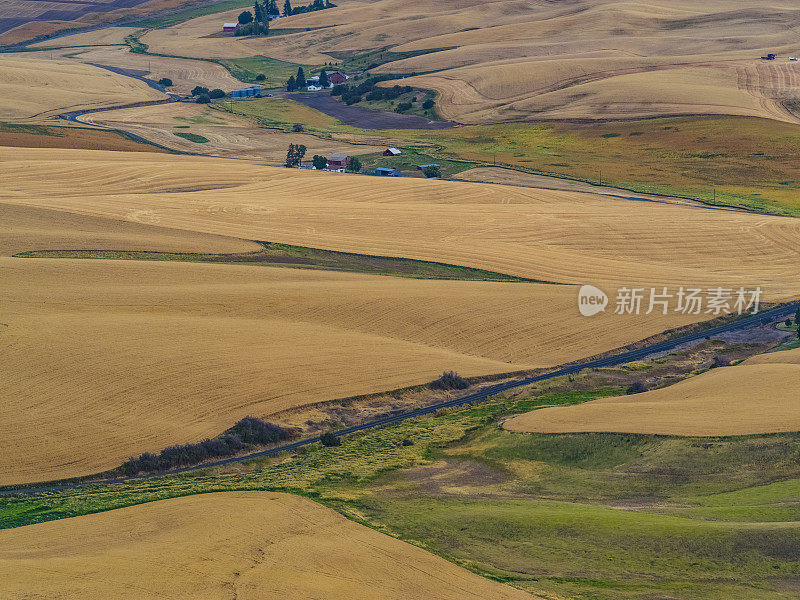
[5,147,800,482]
[0,54,165,121]
[0,202,258,256]
[52,45,243,94]
[0,0,196,45]
[82,102,383,159]
[504,348,800,436]
[4,147,800,297]
[28,26,141,47]
[0,122,166,152]
[0,492,536,599]
[1,250,706,483]
[143,0,800,123]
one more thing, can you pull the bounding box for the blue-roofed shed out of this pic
[375,167,401,177]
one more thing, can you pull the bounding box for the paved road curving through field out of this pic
[3,299,798,496]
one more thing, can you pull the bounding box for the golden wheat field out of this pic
[44,45,244,94]
[0,54,165,121]
[4,147,800,297]
[504,348,800,436]
[2,492,536,600]
[141,0,800,123]
[4,147,800,482]
[0,202,258,256]
[81,101,383,158]
[0,239,704,482]
[28,26,141,47]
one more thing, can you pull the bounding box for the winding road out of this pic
[4,300,798,496]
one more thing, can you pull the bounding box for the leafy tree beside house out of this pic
[318,69,330,88]
[346,156,362,173]
[238,10,253,23]
[312,155,327,169]
[296,66,306,87]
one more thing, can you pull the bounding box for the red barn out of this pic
[328,71,348,85]
[223,23,238,33]
[327,153,350,169]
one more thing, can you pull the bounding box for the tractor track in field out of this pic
[3,299,799,497]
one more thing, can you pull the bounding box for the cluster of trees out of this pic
[282,0,335,16]
[121,417,299,475]
[330,77,433,111]
[236,0,274,35]
[285,143,307,167]
[430,371,470,390]
[191,86,225,103]
[158,77,173,87]
[286,66,307,91]
[234,1,275,35]
[331,75,402,104]
[422,164,441,178]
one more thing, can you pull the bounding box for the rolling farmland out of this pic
[3,147,800,297]
[140,0,800,124]
[2,147,799,483]
[504,348,800,436]
[1,237,705,484]
[0,0,192,45]
[81,101,384,158]
[4,0,800,597]
[0,54,165,121]
[44,45,245,95]
[0,491,535,599]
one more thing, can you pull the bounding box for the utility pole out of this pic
[599,168,602,186]
[713,187,716,203]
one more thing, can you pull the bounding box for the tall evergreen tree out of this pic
[269,0,279,14]
[318,69,329,88]
[296,66,306,87]
[254,1,263,22]
[286,75,296,91]
[285,144,296,167]
[283,0,292,16]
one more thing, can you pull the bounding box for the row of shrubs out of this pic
[121,417,299,476]
[122,371,472,476]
